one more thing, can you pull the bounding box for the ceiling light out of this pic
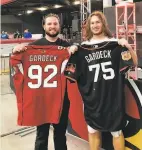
[54,5,62,8]
[36,7,48,11]
[26,10,33,14]
[18,13,22,16]
[73,1,80,5]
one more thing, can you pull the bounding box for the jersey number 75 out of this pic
[89,61,115,82]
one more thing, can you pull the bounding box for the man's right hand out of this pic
[12,44,27,53]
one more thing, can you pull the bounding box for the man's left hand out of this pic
[68,45,78,55]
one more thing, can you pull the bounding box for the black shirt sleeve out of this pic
[57,38,71,47]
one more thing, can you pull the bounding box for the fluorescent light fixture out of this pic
[73,1,80,5]
[18,13,22,16]
[36,7,48,11]
[54,5,62,8]
[26,10,33,14]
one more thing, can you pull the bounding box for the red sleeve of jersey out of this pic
[10,53,24,125]
[10,52,24,83]
[10,52,24,66]
[62,47,70,60]
[59,49,70,77]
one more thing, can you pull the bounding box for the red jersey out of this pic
[10,45,69,126]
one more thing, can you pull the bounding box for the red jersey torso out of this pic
[10,45,69,126]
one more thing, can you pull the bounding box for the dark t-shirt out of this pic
[65,41,134,131]
[29,37,70,47]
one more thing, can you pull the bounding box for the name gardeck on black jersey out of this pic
[85,50,111,63]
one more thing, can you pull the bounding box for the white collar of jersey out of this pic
[81,38,118,45]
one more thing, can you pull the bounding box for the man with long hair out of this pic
[65,11,137,150]
[84,11,137,150]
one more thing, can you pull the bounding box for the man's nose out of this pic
[51,24,56,28]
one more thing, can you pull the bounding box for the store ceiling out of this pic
[1,0,103,15]
[1,0,78,15]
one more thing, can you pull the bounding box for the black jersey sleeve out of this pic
[119,47,134,74]
[64,51,80,82]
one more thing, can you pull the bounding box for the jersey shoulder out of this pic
[29,38,46,45]
[81,38,118,45]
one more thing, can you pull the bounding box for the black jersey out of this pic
[64,41,134,132]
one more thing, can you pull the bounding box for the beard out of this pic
[45,30,59,37]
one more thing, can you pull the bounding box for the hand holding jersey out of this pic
[12,43,28,52]
[67,45,78,55]
[118,38,131,48]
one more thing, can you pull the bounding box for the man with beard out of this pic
[12,13,77,150]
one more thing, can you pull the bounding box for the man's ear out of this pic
[43,25,45,31]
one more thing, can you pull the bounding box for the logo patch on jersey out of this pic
[58,46,66,50]
[121,51,131,61]
[93,45,98,49]
[40,50,46,53]
[66,63,76,73]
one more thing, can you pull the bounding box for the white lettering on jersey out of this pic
[89,61,115,82]
[28,64,57,88]
[85,50,111,63]
[29,55,58,62]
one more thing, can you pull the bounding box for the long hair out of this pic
[85,11,113,40]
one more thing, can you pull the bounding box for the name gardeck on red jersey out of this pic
[29,55,58,62]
